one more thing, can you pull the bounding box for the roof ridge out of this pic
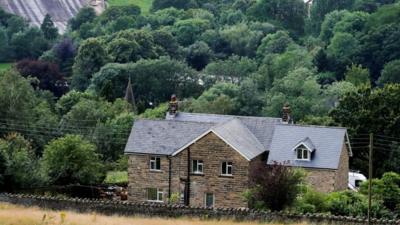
[136,118,217,125]
[277,123,347,130]
[177,112,281,120]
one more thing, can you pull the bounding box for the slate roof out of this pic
[268,125,347,169]
[124,119,214,155]
[211,119,265,160]
[294,137,317,152]
[125,112,350,169]
[168,112,281,150]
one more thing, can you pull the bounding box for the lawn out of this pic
[104,171,128,185]
[107,0,153,13]
[0,63,12,72]
[0,203,307,225]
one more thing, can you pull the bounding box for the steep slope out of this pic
[0,0,104,32]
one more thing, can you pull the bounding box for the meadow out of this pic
[107,0,153,12]
[0,63,12,71]
[0,203,308,225]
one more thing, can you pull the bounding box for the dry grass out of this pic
[0,203,307,225]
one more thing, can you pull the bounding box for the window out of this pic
[192,160,204,174]
[205,193,214,208]
[221,161,233,176]
[147,188,163,202]
[150,156,161,171]
[296,145,310,160]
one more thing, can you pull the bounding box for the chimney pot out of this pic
[282,103,292,124]
[169,94,178,117]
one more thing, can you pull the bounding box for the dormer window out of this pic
[296,145,310,160]
[292,137,316,161]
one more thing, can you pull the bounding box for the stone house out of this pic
[124,101,352,208]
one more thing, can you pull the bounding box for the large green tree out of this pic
[72,38,108,91]
[42,135,104,185]
[331,84,400,176]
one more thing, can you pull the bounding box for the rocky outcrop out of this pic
[0,0,105,32]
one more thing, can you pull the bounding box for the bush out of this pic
[294,187,328,213]
[42,135,104,185]
[248,161,305,211]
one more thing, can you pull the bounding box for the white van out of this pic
[348,171,367,191]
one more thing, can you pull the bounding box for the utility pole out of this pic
[368,133,373,225]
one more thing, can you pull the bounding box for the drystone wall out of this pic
[0,193,399,225]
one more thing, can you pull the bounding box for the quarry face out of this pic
[0,0,105,32]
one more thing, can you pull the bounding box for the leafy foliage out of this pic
[248,161,305,211]
[42,135,104,185]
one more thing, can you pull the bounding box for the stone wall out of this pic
[127,154,170,202]
[305,144,349,192]
[174,132,250,208]
[128,132,252,208]
[335,144,349,191]
[0,193,398,225]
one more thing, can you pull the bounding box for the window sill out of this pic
[295,159,311,161]
[147,200,163,203]
[149,169,162,173]
[219,174,233,178]
[191,173,204,176]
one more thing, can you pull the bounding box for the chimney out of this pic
[168,94,178,117]
[282,103,292,124]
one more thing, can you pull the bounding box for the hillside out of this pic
[0,0,104,32]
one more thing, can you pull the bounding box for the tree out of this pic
[248,161,304,211]
[344,64,370,87]
[319,10,349,43]
[107,38,140,63]
[40,14,58,40]
[378,59,400,85]
[10,27,50,60]
[173,18,211,46]
[189,83,240,115]
[203,55,257,85]
[152,0,190,11]
[0,27,10,61]
[69,7,96,31]
[91,58,202,112]
[185,41,213,71]
[330,84,400,176]
[0,133,45,189]
[72,38,108,91]
[263,67,327,121]
[42,135,104,185]
[310,0,355,34]
[358,23,400,80]
[249,0,306,34]
[256,31,294,59]
[360,172,400,211]
[16,59,67,97]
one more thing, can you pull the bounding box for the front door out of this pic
[205,193,214,208]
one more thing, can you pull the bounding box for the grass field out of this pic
[104,171,128,184]
[107,0,153,13]
[0,203,308,225]
[0,63,12,71]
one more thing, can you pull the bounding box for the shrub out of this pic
[248,161,305,211]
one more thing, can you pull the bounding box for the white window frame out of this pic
[204,193,214,208]
[221,161,233,176]
[147,188,163,202]
[296,145,311,161]
[150,156,161,171]
[192,159,204,174]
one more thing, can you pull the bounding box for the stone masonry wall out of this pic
[335,144,349,191]
[304,144,349,192]
[174,132,251,208]
[127,154,170,202]
[128,132,252,208]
